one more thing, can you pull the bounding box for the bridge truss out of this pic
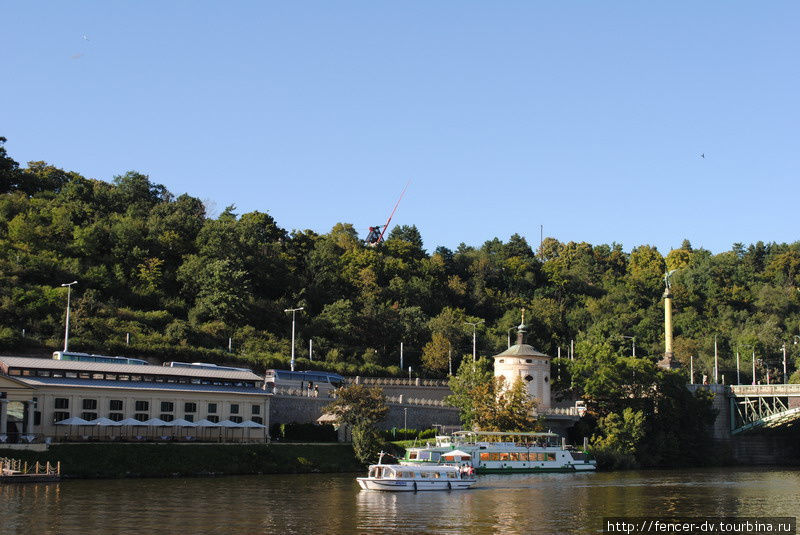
[730,385,800,435]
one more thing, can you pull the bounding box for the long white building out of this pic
[0,356,271,443]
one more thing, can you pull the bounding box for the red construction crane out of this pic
[365,181,410,247]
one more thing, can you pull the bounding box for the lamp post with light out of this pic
[61,281,78,352]
[284,307,304,372]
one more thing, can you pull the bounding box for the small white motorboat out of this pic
[357,453,476,492]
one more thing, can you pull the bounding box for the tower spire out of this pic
[516,307,527,345]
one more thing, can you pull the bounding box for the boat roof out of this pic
[370,464,460,471]
[452,431,558,438]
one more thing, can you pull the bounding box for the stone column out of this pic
[0,399,8,436]
[658,288,679,369]
[25,400,34,435]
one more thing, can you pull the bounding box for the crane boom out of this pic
[376,181,410,244]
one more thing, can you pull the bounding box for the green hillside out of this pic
[2,137,800,385]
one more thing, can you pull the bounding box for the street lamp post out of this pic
[622,335,636,357]
[61,281,78,352]
[465,320,484,362]
[284,307,304,372]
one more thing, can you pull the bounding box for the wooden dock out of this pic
[0,457,61,484]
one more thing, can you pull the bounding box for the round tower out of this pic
[492,309,552,409]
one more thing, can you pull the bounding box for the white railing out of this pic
[344,376,450,388]
[536,407,580,416]
[730,384,800,396]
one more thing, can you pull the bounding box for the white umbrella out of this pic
[55,416,89,425]
[238,420,266,443]
[88,417,122,426]
[194,419,219,442]
[117,418,145,441]
[117,417,143,426]
[87,417,122,441]
[142,418,169,426]
[217,420,241,443]
[170,418,197,427]
[55,416,89,441]
[170,418,197,441]
[142,418,169,441]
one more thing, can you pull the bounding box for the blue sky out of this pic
[3,2,798,254]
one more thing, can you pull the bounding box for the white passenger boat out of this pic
[402,431,596,474]
[357,454,476,492]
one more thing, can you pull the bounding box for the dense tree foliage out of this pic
[1,139,800,389]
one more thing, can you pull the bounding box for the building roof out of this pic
[492,344,550,359]
[0,356,262,381]
[14,376,270,396]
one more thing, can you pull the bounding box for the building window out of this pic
[252,405,261,415]
[160,401,174,413]
[184,414,194,423]
[524,375,533,382]
[81,412,98,420]
[135,400,149,412]
[184,402,197,413]
[230,416,243,424]
[108,412,123,422]
[207,415,219,423]
[208,403,217,414]
[109,400,123,411]
[55,398,69,409]
[544,376,549,383]
[34,411,41,426]
[160,414,174,422]
[82,399,97,410]
[53,411,70,423]
[526,359,533,363]
[230,404,239,415]
[134,413,148,422]
[252,416,263,424]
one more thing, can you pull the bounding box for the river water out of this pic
[2,468,799,534]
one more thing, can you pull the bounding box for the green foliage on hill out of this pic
[2,138,800,386]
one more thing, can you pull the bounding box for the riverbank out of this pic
[0,443,361,479]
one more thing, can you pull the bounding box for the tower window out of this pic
[524,375,533,382]
[544,376,549,383]
[525,359,533,363]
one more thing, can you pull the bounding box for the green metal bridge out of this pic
[729,385,800,435]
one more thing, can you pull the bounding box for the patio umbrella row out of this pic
[54,416,266,441]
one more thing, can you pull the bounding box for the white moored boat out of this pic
[402,431,597,474]
[357,454,476,492]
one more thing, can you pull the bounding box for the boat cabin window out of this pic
[419,472,429,478]
[447,472,458,479]
[408,452,418,460]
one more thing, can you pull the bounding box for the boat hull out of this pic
[357,477,476,491]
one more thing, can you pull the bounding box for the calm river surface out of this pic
[2,468,799,534]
